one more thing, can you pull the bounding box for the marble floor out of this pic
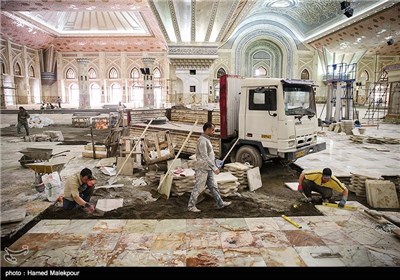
[295,123,400,177]
[2,201,399,267]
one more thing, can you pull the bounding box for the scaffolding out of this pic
[322,63,357,122]
[363,81,390,122]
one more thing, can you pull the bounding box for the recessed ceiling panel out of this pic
[153,0,176,42]
[210,0,236,42]
[18,11,151,36]
[174,0,192,42]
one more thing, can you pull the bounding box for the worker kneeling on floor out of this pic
[298,167,348,208]
[63,167,96,213]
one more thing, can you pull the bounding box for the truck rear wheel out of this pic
[235,145,262,168]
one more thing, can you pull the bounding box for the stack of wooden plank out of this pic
[130,108,166,123]
[130,122,221,158]
[170,107,220,126]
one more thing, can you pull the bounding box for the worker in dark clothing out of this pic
[17,106,30,136]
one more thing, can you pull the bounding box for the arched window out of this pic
[29,65,35,77]
[217,68,226,78]
[301,69,310,80]
[1,61,5,74]
[88,68,97,79]
[153,68,161,78]
[109,67,119,79]
[360,70,369,82]
[66,68,76,79]
[130,68,140,79]
[14,62,22,76]
[254,66,267,77]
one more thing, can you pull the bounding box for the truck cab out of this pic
[220,76,326,167]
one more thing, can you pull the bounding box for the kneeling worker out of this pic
[298,168,348,208]
[63,167,96,213]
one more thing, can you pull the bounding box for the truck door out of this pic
[243,87,278,144]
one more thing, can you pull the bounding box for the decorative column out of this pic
[0,58,5,109]
[76,58,90,109]
[142,57,155,108]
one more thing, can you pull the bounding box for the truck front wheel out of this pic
[235,145,262,168]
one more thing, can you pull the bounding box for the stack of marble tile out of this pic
[223,162,252,190]
[213,172,240,197]
[145,171,165,185]
[349,172,382,197]
[365,136,400,144]
[171,168,196,196]
[349,135,365,143]
[365,179,399,208]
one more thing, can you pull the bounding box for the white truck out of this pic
[220,75,326,167]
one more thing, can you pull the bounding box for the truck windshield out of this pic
[283,85,316,116]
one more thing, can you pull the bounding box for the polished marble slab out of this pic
[252,231,291,248]
[283,230,326,247]
[223,247,266,267]
[123,219,158,233]
[215,218,249,232]
[259,247,306,267]
[147,250,186,267]
[186,248,224,267]
[154,219,186,233]
[186,231,222,250]
[6,215,400,267]
[245,217,280,231]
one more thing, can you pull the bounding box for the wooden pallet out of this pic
[142,131,175,164]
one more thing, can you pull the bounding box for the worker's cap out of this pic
[322,168,332,179]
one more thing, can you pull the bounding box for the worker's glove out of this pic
[338,198,347,208]
[83,203,95,214]
[297,184,304,193]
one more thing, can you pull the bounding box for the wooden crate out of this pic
[72,116,90,128]
[142,131,175,164]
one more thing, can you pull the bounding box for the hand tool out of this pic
[322,202,357,210]
[281,215,302,229]
[215,138,240,168]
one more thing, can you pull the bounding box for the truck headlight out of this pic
[288,140,295,147]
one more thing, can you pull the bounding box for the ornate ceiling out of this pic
[0,0,399,55]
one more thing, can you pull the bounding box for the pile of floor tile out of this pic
[365,179,399,208]
[223,162,252,190]
[349,135,365,143]
[171,168,195,196]
[365,136,400,144]
[213,172,240,197]
[350,172,382,197]
[145,171,165,185]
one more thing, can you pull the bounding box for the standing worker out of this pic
[117,101,126,127]
[188,122,232,212]
[62,168,96,213]
[298,168,348,207]
[17,106,30,136]
[57,96,62,108]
